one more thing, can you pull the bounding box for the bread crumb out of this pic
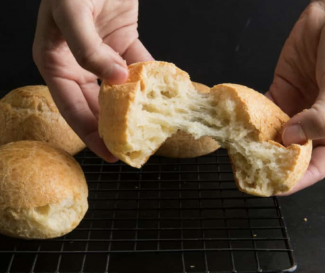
[304,218,307,222]
[253,234,257,237]
[190,265,195,268]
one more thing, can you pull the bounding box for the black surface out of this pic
[0,149,297,273]
[0,0,324,272]
[279,181,325,273]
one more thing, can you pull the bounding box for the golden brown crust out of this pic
[127,61,190,91]
[0,141,87,210]
[156,82,219,158]
[99,82,139,162]
[211,84,289,143]
[1,85,58,112]
[0,86,86,155]
[284,140,313,192]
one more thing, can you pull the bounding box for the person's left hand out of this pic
[266,1,325,195]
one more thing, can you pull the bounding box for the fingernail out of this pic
[105,64,128,85]
[283,124,307,146]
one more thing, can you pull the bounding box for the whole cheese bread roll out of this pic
[0,141,88,239]
[0,86,86,155]
[98,61,312,197]
[155,82,220,158]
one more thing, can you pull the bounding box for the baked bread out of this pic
[98,61,312,197]
[156,82,219,158]
[0,141,88,239]
[0,86,86,155]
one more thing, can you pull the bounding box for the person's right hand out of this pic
[266,0,325,195]
[33,0,153,161]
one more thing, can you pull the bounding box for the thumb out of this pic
[283,99,325,146]
[52,0,128,84]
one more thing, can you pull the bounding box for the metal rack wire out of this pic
[0,148,297,273]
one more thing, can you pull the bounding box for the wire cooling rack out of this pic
[0,148,297,273]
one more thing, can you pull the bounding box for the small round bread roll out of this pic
[0,141,88,239]
[0,86,86,155]
[156,82,219,158]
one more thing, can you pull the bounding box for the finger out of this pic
[277,144,325,196]
[282,101,325,146]
[46,76,117,163]
[80,81,101,119]
[33,0,58,66]
[51,0,128,84]
[123,39,154,64]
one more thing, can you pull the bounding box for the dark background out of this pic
[0,0,309,92]
[0,0,324,272]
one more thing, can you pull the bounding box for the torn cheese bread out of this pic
[98,61,312,197]
[156,82,219,158]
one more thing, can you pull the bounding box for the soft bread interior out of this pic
[118,70,300,196]
[155,82,219,158]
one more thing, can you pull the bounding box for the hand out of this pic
[266,1,325,195]
[33,0,153,162]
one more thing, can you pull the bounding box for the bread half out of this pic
[98,61,312,197]
[0,86,86,155]
[156,82,219,158]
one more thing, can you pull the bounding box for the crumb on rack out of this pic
[190,265,195,268]
[253,234,257,237]
[304,218,308,222]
